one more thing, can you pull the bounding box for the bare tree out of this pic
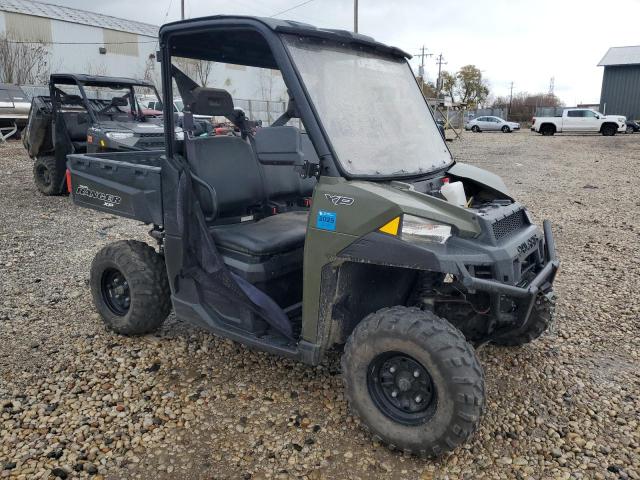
[143,53,159,89]
[173,57,214,87]
[194,60,213,87]
[0,33,51,84]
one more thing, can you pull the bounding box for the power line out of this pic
[270,0,316,18]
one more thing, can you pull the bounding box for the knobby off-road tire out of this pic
[492,293,556,346]
[90,240,171,335]
[33,156,65,195]
[341,306,485,458]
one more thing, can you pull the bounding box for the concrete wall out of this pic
[0,11,288,103]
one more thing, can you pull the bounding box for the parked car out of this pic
[531,108,626,136]
[0,84,31,138]
[465,116,520,133]
[626,120,639,134]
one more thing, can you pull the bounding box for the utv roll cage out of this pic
[49,74,159,122]
[158,16,416,181]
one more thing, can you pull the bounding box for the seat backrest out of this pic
[256,128,319,202]
[186,135,264,218]
[61,112,89,141]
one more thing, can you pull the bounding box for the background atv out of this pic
[67,16,559,458]
[22,74,166,195]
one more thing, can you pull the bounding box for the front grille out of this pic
[492,209,526,240]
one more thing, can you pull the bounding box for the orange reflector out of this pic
[379,216,400,236]
[65,168,72,193]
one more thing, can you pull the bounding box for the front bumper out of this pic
[457,220,559,333]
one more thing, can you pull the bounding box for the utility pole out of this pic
[415,46,432,79]
[181,0,185,20]
[354,0,358,33]
[435,53,447,95]
[508,81,514,119]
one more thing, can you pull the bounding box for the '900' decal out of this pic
[76,185,122,207]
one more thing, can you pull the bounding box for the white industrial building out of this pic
[0,0,287,110]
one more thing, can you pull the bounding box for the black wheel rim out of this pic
[36,164,51,186]
[367,352,437,426]
[101,268,130,316]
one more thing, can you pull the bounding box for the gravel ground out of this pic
[0,132,639,480]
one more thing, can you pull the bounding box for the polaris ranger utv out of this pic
[23,74,166,195]
[67,16,559,457]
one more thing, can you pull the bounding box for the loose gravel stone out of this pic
[1,133,639,479]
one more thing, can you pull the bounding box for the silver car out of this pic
[465,116,520,133]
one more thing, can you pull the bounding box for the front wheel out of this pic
[626,125,634,134]
[601,124,617,136]
[501,125,511,133]
[341,306,485,458]
[90,240,172,335]
[471,125,480,133]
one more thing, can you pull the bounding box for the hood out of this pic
[604,114,626,122]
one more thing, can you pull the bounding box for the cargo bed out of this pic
[67,151,164,225]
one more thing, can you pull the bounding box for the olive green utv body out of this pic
[67,15,559,457]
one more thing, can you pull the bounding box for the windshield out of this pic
[81,84,159,122]
[283,35,452,176]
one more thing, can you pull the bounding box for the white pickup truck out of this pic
[531,108,626,136]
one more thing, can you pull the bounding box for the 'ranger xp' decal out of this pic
[76,185,122,207]
[316,210,337,231]
[324,194,354,206]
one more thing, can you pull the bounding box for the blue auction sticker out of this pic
[316,210,337,231]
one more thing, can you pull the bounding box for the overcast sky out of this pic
[53,0,640,105]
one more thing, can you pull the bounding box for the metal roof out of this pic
[0,0,159,37]
[598,46,640,66]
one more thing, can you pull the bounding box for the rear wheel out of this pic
[471,125,480,133]
[90,240,171,335]
[501,125,511,133]
[33,156,65,195]
[540,124,555,136]
[341,306,485,458]
[601,124,617,136]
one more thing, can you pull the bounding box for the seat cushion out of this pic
[210,211,308,256]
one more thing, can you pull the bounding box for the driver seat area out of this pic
[181,88,309,308]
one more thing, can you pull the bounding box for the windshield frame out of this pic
[74,82,161,124]
[281,34,454,181]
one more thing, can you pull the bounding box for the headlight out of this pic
[618,117,625,123]
[105,131,134,140]
[401,215,452,244]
